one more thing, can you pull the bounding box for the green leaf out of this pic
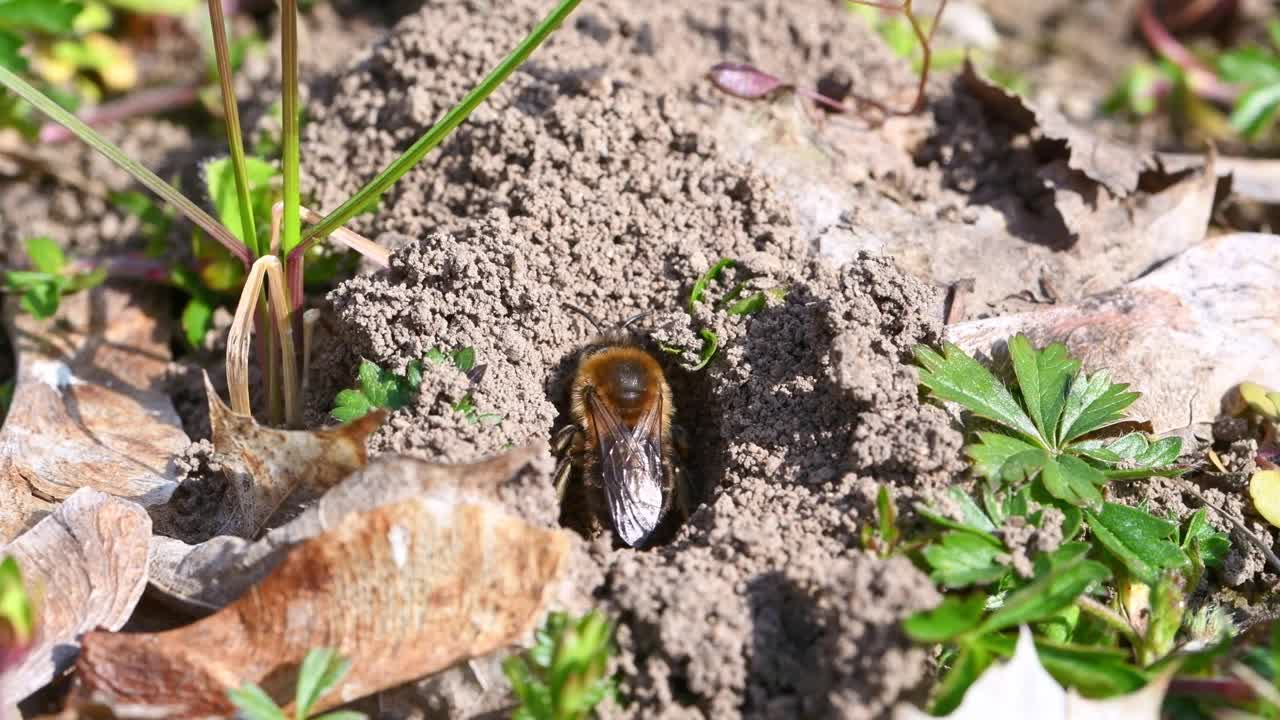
[689,258,735,312]
[23,237,65,274]
[914,343,1043,445]
[971,633,1149,698]
[180,297,215,348]
[20,282,60,318]
[294,648,351,720]
[205,155,277,248]
[914,503,1004,545]
[356,360,393,408]
[65,266,105,292]
[902,594,986,643]
[0,29,24,72]
[451,347,476,372]
[944,487,998,534]
[227,683,286,720]
[99,0,199,14]
[1133,436,1182,467]
[922,531,1008,588]
[876,485,899,549]
[928,644,995,716]
[1056,369,1139,445]
[691,328,719,371]
[978,558,1110,634]
[0,0,83,34]
[1182,508,1230,569]
[998,447,1050,486]
[1040,455,1104,509]
[1084,502,1189,585]
[1008,336,1079,443]
[311,712,368,720]
[1215,46,1280,86]
[967,432,1040,482]
[1231,82,1280,139]
[330,389,372,423]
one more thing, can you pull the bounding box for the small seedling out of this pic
[228,647,364,720]
[2,237,106,319]
[503,611,618,720]
[681,258,785,370]
[914,335,1185,510]
[330,348,500,425]
[860,485,902,558]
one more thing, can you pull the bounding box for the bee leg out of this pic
[553,455,574,501]
[671,461,692,520]
[552,423,579,455]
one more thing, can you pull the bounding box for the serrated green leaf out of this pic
[23,237,65,274]
[356,360,391,408]
[914,503,1004,545]
[180,297,214,348]
[902,593,986,643]
[998,447,1050,486]
[978,558,1110,634]
[227,683,286,720]
[971,633,1148,698]
[330,389,372,423]
[1216,46,1280,86]
[914,343,1043,445]
[1133,436,1182,467]
[945,487,998,534]
[1040,455,1104,509]
[294,648,351,719]
[1084,502,1189,585]
[0,0,83,34]
[967,432,1040,482]
[1008,335,1079,442]
[1057,369,1140,444]
[1231,82,1280,139]
[20,282,59,318]
[1182,508,1230,569]
[922,531,1008,588]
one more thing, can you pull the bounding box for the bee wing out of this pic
[586,389,665,547]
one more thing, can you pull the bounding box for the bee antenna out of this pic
[620,311,654,329]
[564,303,603,332]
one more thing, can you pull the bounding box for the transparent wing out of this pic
[586,389,665,546]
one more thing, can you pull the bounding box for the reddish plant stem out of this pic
[1169,676,1256,704]
[1136,0,1239,104]
[38,84,200,145]
[849,0,947,115]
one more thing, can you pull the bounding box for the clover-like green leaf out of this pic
[922,531,1009,588]
[1040,455,1104,510]
[914,343,1043,445]
[1056,368,1139,445]
[1008,335,1079,442]
[1084,502,1189,585]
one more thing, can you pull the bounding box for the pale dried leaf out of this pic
[149,446,550,614]
[0,287,188,541]
[946,232,1280,432]
[894,627,1171,719]
[0,488,150,704]
[75,446,574,717]
[151,374,383,541]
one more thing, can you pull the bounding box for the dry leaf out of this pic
[76,446,576,717]
[945,232,1280,432]
[894,627,1172,719]
[148,445,551,614]
[0,286,189,541]
[0,488,150,705]
[151,374,383,542]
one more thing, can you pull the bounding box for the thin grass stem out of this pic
[207,0,260,256]
[0,66,250,265]
[227,255,299,425]
[280,0,301,256]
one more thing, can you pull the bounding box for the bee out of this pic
[553,308,690,547]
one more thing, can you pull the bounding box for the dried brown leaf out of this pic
[75,446,573,717]
[151,374,384,541]
[0,488,150,705]
[0,287,189,541]
[946,232,1280,432]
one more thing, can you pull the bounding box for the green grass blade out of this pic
[293,0,583,253]
[207,0,259,257]
[0,65,250,266]
[281,0,301,256]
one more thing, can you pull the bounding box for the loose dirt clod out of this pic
[304,1,965,715]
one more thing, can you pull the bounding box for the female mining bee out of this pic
[553,308,690,547]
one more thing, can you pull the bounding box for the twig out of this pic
[849,0,948,115]
[37,84,200,145]
[1136,0,1239,104]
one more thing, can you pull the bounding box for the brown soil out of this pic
[303,1,963,716]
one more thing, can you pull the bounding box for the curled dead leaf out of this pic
[151,373,384,542]
[0,286,189,542]
[78,446,576,717]
[946,233,1280,432]
[0,488,150,705]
